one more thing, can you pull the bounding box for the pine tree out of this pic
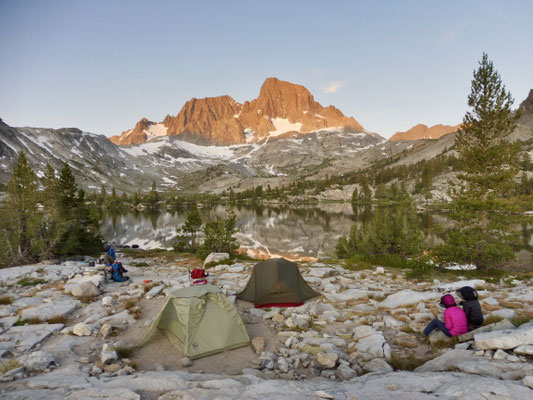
[455,53,521,199]
[439,54,521,270]
[39,164,62,258]
[174,205,203,251]
[1,151,40,264]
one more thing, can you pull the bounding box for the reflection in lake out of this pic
[100,204,533,264]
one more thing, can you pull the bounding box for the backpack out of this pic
[190,269,208,279]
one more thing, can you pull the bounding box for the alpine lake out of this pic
[100,203,533,269]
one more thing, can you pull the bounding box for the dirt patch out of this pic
[121,297,280,375]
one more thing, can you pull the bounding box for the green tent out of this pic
[140,284,250,359]
[237,258,320,308]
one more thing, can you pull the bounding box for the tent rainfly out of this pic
[140,284,250,359]
[237,258,320,308]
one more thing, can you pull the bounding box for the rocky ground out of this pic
[0,252,532,399]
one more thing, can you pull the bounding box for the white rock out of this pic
[364,358,393,373]
[355,333,391,360]
[435,279,485,292]
[375,266,385,274]
[20,300,80,321]
[73,322,92,337]
[71,281,99,298]
[101,349,118,364]
[514,345,533,355]
[490,308,517,320]
[145,285,164,299]
[64,274,103,294]
[493,349,507,360]
[353,325,374,340]
[380,290,440,309]
[228,264,246,273]
[325,289,368,302]
[475,325,533,350]
[316,352,338,368]
[102,296,115,306]
[277,357,289,373]
[18,350,56,371]
[483,297,499,306]
[99,323,112,338]
[336,365,357,380]
[203,253,229,267]
[383,315,403,328]
[65,388,140,400]
[308,268,336,278]
[523,375,533,389]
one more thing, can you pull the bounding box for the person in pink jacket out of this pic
[423,294,468,337]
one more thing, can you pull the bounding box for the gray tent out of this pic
[237,258,320,307]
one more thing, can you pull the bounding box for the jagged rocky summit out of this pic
[389,123,461,141]
[109,77,365,146]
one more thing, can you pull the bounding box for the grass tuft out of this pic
[0,296,13,305]
[114,346,135,359]
[388,353,429,371]
[510,315,532,328]
[17,278,46,286]
[0,359,20,374]
[47,315,66,324]
[482,315,504,326]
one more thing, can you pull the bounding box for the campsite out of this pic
[0,250,532,399]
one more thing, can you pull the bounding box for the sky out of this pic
[1,0,532,139]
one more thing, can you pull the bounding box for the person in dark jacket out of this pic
[456,286,484,330]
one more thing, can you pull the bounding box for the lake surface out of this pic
[100,204,533,266]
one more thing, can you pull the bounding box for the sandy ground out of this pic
[121,297,280,375]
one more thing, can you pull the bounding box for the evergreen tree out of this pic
[439,54,521,270]
[455,53,521,199]
[39,164,62,258]
[0,152,40,264]
[351,187,359,203]
[145,181,160,209]
[174,205,203,252]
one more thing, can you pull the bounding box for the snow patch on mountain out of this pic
[269,118,303,137]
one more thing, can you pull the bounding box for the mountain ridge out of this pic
[109,77,365,146]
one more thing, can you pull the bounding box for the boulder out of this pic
[523,376,533,390]
[66,388,140,400]
[20,300,80,321]
[514,345,533,355]
[363,358,394,373]
[380,290,440,309]
[102,296,115,307]
[316,352,338,368]
[493,349,507,360]
[72,322,92,337]
[475,325,533,350]
[353,325,374,340]
[325,289,368,302]
[458,319,515,342]
[336,365,357,380]
[18,351,56,371]
[101,349,118,364]
[383,315,403,328]
[490,308,517,320]
[99,323,113,338]
[71,281,99,298]
[145,285,164,299]
[203,253,230,267]
[308,268,336,278]
[178,357,192,367]
[355,333,391,360]
[252,337,265,354]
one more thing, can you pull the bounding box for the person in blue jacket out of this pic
[103,244,116,264]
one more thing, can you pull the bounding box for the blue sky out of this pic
[1,0,532,139]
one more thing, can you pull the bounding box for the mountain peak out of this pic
[519,89,533,114]
[111,78,364,146]
[389,123,461,141]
